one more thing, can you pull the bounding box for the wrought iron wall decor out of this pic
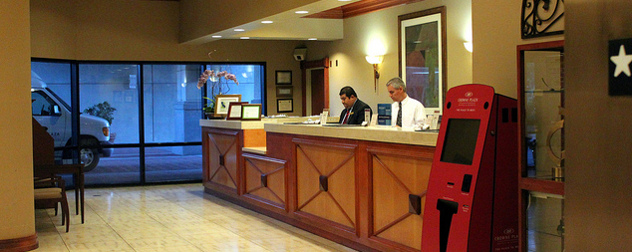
[521,0,565,39]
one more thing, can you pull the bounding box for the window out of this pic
[31,59,266,185]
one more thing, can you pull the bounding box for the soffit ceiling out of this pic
[189,0,421,43]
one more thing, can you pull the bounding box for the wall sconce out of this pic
[366,55,383,92]
[463,41,473,53]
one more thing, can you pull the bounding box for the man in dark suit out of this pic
[338,86,372,125]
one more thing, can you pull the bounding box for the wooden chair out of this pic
[34,175,70,232]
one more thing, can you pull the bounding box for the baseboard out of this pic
[0,233,38,252]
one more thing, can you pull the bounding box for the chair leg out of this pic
[61,194,70,232]
[59,202,64,226]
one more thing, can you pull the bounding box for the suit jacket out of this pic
[338,99,372,125]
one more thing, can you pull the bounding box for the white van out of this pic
[31,71,112,171]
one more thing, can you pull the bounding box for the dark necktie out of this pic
[396,102,402,127]
[342,109,350,124]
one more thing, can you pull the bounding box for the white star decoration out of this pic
[610,45,632,77]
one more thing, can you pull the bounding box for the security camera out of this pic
[293,48,307,61]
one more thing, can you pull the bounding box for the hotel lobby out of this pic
[2,0,632,251]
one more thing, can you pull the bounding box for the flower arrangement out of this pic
[197,69,239,115]
[197,69,239,89]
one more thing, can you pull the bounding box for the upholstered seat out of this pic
[34,176,70,232]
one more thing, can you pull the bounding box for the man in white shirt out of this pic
[386,77,426,129]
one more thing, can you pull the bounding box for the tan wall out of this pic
[30,0,305,116]
[305,0,473,117]
[0,1,36,241]
[565,0,632,250]
[472,1,562,98]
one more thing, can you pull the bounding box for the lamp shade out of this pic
[365,55,383,64]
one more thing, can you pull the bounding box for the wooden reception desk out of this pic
[200,119,438,252]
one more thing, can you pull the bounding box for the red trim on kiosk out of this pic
[422,84,518,252]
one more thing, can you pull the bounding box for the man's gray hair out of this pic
[386,77,406,92]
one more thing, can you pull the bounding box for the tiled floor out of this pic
[34,183,357,252]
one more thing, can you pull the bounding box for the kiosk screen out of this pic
[440,119,480,165]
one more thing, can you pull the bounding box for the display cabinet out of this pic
[517,40,565,252]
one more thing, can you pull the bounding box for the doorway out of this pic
[301,58,329,116]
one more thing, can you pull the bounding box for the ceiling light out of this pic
[308,38,317,41]
[212,35,222,38]
[234,28,245,32]
[240,37,250,40]
[295,11,309,14]
[261,21,273,24]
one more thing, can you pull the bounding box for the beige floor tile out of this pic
[35,234,69,252]
[196,237,272,252]
[133,244,204,252]
[66,240,134,252]
[56,224,121,244]
[249,236,323,252]
[35,183,357,252]
[125,235,194,250]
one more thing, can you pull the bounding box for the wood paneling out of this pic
[203,127,437,252]
[243,129,266,147]
[243,153,286,209]
[369,146,434,250]
[0,234,38,252]
[294,138,357,231]
[304,0,423,19]
[204,128,240,193]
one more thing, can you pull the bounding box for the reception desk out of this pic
[201,119,438,252]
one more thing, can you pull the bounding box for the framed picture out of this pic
[275,70,292,85]
[226,102,248,120]
[399,6,447,115]
[214,94,241,117]
[276,86,293,97]
[277,99,293,113]
[241,104,262,121]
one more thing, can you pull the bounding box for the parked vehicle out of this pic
[31,71,112,171]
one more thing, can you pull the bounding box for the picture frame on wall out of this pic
[275,70,292,85]
[398,6,447,115]
[214,94,241,117]
[277,99,293,113]
[226,102,249,120]
[276,86,293,97]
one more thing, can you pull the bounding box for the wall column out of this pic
[0,1,38,251]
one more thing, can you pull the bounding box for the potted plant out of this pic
[198,69,239,119]
[203,97,216,119]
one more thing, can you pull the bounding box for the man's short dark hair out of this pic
[339,86,357,98]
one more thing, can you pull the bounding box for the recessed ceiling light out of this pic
[234,28,245,32]
[261,21,273,24]
[212,35,222,38]
[295,11,309,14]
[308,38,317,41]
[240,37,250,40]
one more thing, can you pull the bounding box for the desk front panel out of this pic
[243,153,287,211]
[294,138,358,234]
[203,128,240,194]
[368,145,434,251]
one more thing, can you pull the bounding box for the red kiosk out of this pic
[421,84,518,252]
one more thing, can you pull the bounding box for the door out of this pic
[301,58,329,116]
[310,68,325,115]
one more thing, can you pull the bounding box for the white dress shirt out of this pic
[391,96,426,128]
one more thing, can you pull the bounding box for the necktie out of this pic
[342,109,350,124]
[396,102,402,127]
